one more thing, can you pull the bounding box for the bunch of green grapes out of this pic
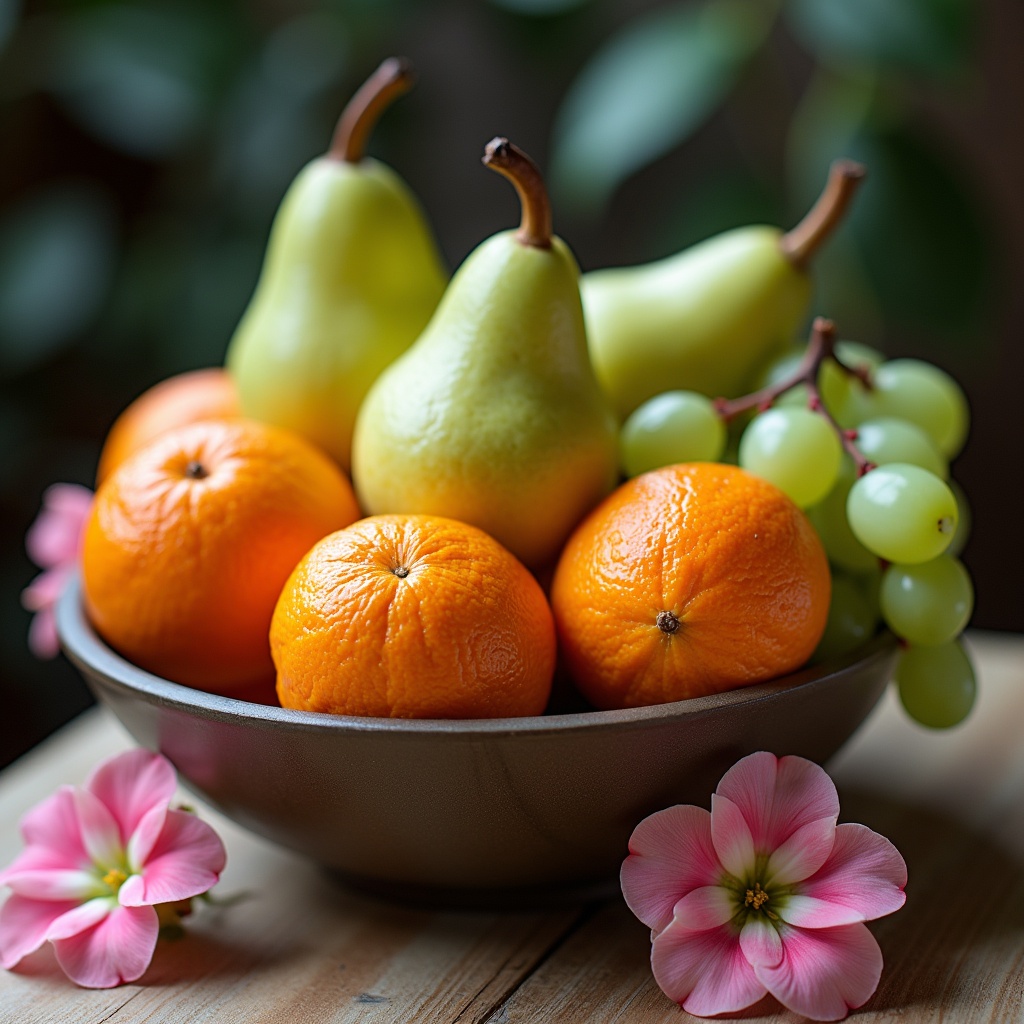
[619,348,976,730]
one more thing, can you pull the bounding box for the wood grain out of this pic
[0,632,1020,1023]
[483,632,1024,1023]
[0,715,583,1024]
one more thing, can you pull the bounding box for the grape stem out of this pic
[713,318,877,476]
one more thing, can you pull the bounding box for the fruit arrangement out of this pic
[67,59,975,730]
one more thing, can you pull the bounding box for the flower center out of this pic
[737,880,781,922]
[744,882,770,911]
[102,867,128,892]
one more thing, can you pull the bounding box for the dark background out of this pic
[2,0,1021,769]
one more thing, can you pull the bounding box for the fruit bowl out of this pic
[57,575,897,908]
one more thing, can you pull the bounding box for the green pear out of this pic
[581,160,866,420]
[226,58,447,470]
[352,139,618,569]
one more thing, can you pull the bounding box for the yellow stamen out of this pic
[102,867,128,891]
[744,883,770,910]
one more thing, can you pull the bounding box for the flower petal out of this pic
[73,788,123,871]
[717,752,840,852]
[0,843,79,887]
[0,895,79,968]
[22,565,73,610]
[780,823,908,929]
[45,896,117,940]
[125,803,168,872]
[51,903,158,988]
[755,922,883,1021]
[739,915,784,968]
[120,808,225,907]
[765,816,837,886]
[651,921,766,1016]
[671,885,736,932]
[17,786,87,864]
[710,794,755,879]
[620,804,722,934]
[86,750,177,846]
[2,868,103,901]
[25,484,92,568]
[27,605,61,660]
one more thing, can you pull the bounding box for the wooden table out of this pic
[1,632,1022,1023]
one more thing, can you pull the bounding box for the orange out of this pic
[271,515,556,719]
[96,368,241,484]
[82,418,361,694]
[550,463,830,709]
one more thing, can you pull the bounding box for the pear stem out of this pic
[482,138,553,249]
[714,317,876,476]
[779,160,867,270]
[328,57,415,164]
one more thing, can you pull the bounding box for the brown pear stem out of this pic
[328,57,415,164]
[481,137,553,249]
[779,159,867,270]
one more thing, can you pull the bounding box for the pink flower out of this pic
[21,483,94,658]
[620,752,907,1021]
[0,749,226,988]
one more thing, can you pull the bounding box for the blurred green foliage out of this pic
[549,0,993,346]
[0,0,1009,763]
[551,0,774,215]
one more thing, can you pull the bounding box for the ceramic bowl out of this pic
[57,576,897,907]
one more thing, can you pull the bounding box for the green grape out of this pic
[739,407,841,508]
[806,460,879,574]
[870,359,970,458]
[895,639,977,729]
[835,340,884,372]
[756,348,803,389]
[847,463,957,563]
[620,391,726,477]
[776,384,811,409]
[857,562,883,620]
[946,479,971,557]
[853,417,947,478]
[819,341,884,427]
[754,349,808,409]
[756,342,882,421]
[880,555,974,645]
[813,573,879,663]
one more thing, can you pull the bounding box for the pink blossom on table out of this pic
[0,749,226,988]
[620,752,907,1021]
[21,483,94,658]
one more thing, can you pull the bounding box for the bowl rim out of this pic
[57,575,896,738]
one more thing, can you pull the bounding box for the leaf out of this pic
[786,73,994,349]
[851,129,994,346]
[785,0,975,78]
[159,234,264,370]
[210,17,351,214]
[87,219,262,374]
[784,72,881,340]
[0,185,118,377]
[260,12,349,102]
[47,3,238,159]
[654,168,786,256]
[550,0,771,217]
